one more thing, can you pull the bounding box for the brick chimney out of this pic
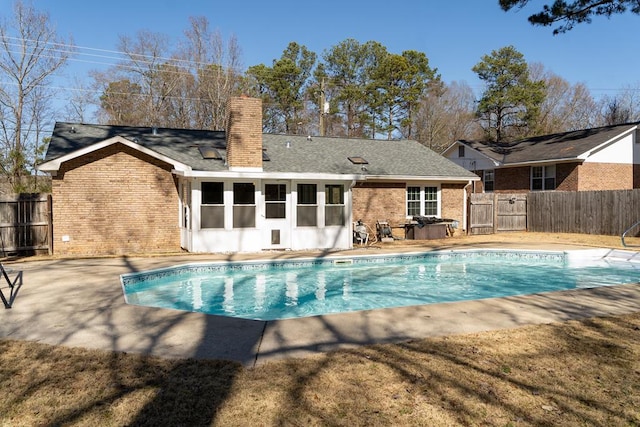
[225,96,263,170]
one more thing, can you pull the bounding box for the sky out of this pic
[2,0,640,120]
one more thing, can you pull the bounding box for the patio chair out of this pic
[353,221,369,245]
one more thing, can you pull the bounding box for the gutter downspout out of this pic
[463,180,473,234]
[349,179,357,249]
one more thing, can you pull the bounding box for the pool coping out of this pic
[1,245,639,368]
[120,247,640,280]
[119,248,640,322]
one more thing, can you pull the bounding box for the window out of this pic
[483,170,495,192]
[407,186,439,217]
[424,187,438,216]
[407,187,421,216]
[297,184,317,226]
[265,184,286,219]
[531,165,556,191]
[458,145,465,158]
[201,182,224,229]
[233,182,255,228]
[325,184,345,226]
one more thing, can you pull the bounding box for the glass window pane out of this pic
[266,203,285,219]
[233,183,255,205]
[531,166,543,179]
[532,178,543,190]
[325,206,345,226]
[201,206,224,228]
[325,185,344,205]
[297,205,317,226]
[297,184,317,204]
[424,187,438,215]
[544,164,556,178]
[233,205,255,228]
[425,186,437,201]
[407,186,420,201]
[484,170,495,192]
[425,201,437,216]
[544,177,556,190]
[265,184,286,201]
[408,201,420,216]
[202,182,223,205]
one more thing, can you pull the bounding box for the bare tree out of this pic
[528,63,597,134]
[598,83,640,124]
[0,0,72,191]
[94,18,243,129]
[180,16,243,129]
[115,30,176,127]
[63,77,95,123]
[414,81,479,152]
[598,95,632,125]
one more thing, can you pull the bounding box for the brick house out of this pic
[442,123,640,193]
[38,96,478,256]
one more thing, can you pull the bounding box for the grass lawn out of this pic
[1,312,639,426]
[1,232,639,426]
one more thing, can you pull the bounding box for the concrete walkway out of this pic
[1,243,640,367]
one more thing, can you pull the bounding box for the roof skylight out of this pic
[198,146,222,160]
[348,156,368,165]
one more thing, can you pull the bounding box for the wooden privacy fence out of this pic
[528,189,640,236]
[0,194,51,255]
[469,193,527,235]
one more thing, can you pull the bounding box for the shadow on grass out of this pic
[256,313,640,426]
[2,232,639,425]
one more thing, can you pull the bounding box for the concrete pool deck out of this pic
[1,240,640,368]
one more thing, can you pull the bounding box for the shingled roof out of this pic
[459,122,640,165]
[42,122,478,180]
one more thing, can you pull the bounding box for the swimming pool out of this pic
[121,249,640,321]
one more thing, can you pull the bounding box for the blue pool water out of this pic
[121,250,640,321]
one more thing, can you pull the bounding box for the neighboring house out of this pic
[442,123,640,193]
[38,96,478,256]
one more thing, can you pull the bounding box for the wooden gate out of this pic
[469,193,527,235]
[0,194,51,255]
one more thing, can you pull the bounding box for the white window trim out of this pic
[294,182,319,228]
[406,184,441,218]
[323,183,346,227]
[530,165,556,191]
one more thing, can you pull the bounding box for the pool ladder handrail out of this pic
[621,219,640,248]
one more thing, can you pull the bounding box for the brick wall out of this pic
[491,162,635,193]
[441,183,466,223]
[352,182,467,238]
[556,163,579,191]
[494,166,530,193]
[577,162,633,190]
[226,97,263,169]
[352,182,406,237]
[52,143,181,256]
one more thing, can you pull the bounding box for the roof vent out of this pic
[70,126,76,133]
[307,135,312,141]
[286,141,291,148]
[151,127,158,136]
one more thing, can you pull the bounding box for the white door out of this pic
[262,181,290,249]
[180,180,192,251]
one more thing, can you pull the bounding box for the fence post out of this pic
[47,194,53,255]
[493,192,498,234]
